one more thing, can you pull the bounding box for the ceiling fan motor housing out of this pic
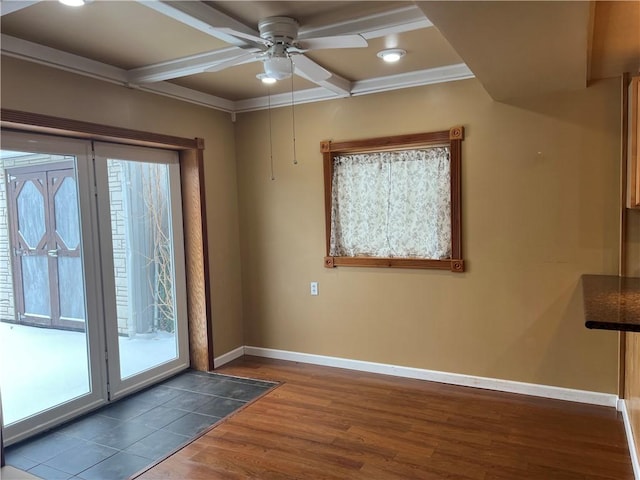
[258,16,300,45]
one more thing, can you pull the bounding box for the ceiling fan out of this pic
[208,16,368,82]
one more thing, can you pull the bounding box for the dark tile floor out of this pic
[5,370,276,480]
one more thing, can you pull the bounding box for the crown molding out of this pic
[233,86,337,113]
[233,64,475,112]
[352,63,475,96]
[1,34,235,112]
[136,82,236,112]
[2,34,474,114]
[1,34,126,85]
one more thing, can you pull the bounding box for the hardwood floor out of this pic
[136,356,633,479]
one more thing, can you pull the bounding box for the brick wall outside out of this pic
[107,160,130,335]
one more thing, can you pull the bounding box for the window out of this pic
[321,127,465,272]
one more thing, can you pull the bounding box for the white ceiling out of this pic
[1,1,638,113]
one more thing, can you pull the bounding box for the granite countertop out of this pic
[582,274,640,332]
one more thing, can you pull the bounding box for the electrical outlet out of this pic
[310,281,318,296]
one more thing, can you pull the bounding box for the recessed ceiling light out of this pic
[59,0,86,6]
[256,73,277,85]
[377,49,406,63]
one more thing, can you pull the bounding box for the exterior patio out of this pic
[0,322,176,426]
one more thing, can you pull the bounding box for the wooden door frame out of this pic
[0,109,214,372]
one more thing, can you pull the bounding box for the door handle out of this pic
[47,249,58,258]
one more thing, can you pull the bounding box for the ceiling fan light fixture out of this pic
[256,73,277,85]
[263,54,292,80]
[59,0,86,6]
[377,49,406,63]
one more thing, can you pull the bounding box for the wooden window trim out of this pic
[0,108,214,370]
[321,126,465,272]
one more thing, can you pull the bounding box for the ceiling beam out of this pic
[1,34,127,84]
[127,43,352,97]
[132,1,354,93]
[299,4,433,40]
[127,47,259,84]
[2,28,473,113]
[128,1,435,91]
[0,34,235,111]
[135,0,259,47]
[304,72,351,97]
[1,0,41,16]
[0,2,471,114]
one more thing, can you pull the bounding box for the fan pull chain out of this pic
[268,88,275,180]
[290,62,298,165]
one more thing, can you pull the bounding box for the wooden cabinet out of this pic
[628,75,640,209]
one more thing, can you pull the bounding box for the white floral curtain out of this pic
[330,147,451,259]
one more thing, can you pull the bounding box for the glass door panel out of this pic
[108,159,178,378]
[94,143,188,400]
[0,133,106,444]
[0,133,189,444]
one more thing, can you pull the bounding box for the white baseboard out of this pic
[213,345,245,368]
[242,346,618,408]
[619,399,640,479]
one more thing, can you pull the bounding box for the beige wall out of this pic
[0,56,244,356]
[1,55,625,394]
[235,77,622,393]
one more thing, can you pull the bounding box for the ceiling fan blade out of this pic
[297,34,367,51]
[292,55,332,82]
[216,27,269,47]
[205,52,260,72]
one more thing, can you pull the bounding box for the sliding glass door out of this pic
[0,133,189,444]
[0,132,106,444]
[94,143,188,400]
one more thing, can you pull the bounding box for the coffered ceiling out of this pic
[1,1,638,113]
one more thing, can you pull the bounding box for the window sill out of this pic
[324,256,464,272]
